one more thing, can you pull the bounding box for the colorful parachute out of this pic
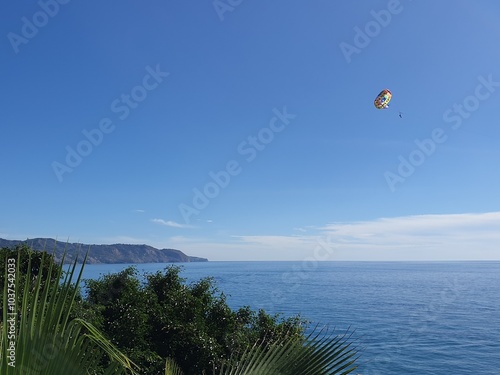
[374,89,392,109]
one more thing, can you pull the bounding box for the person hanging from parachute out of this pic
[374,89,403,118]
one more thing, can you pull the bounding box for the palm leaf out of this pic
[0,245,139,374]
[216,325,359,375]
[164,357,184,375]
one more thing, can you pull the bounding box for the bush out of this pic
[83,265,305,375]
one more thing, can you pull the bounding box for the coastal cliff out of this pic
[0,238,208,264]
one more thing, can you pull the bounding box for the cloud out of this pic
[233,234,316,248]
[315,212,500,259]
[293,227,308,233]
[151,219,194,229]
[133,209,145,213]
[158,234,324,261]
[320,212,500,243]
[176,212,500,261]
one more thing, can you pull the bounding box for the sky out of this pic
[1,0,500,261]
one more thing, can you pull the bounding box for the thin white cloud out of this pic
[320,212,500,242]
[233,235,315,248]
[293,227,308,233]
[133,209,145,213]
[159,234,324,261]
[315,212,500,260]
[171,212,500,261]
[151,219,194,229]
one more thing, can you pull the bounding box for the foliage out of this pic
[0,246,138,374]
[83,266,307,375]
[163,326,359,375]
[0,245,60,311]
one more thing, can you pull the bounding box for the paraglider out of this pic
[374,88,403,118]
[374,89,392,109]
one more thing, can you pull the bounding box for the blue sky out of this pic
[2,0,500,261]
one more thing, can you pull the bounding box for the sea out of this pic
[77,261,500,375]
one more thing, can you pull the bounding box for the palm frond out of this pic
[164,357,184,375]
[217,325,359,375]
[0,245,139,374]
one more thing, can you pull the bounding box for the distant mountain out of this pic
[0,238,208,264]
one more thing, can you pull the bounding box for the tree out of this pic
[0,245,60,311]
[85,267,161,373]
[83,266,309,375]
[0,246,138,374]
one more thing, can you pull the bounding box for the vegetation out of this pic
[82,264,309,374]
[0,245,137,374]
[1,245,360,374]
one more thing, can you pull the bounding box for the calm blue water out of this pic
[78,261,500,375]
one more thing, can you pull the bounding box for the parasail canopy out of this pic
[374,89,392,109]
